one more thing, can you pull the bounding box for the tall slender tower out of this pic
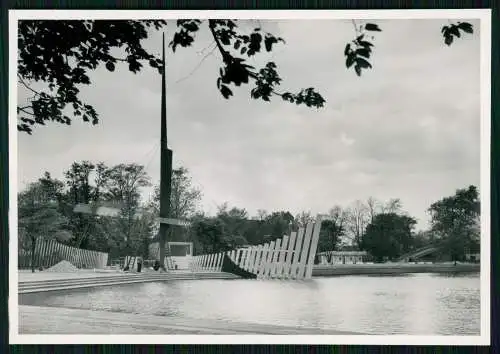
[158,33,173,270]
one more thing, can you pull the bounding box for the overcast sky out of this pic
[16,19,481,230]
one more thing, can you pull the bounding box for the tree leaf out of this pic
[458,22,473,34]
[444,34,453,46]
[345,54,355,68]
[358,40,374,48]
[344,43,351,56]
[364,23,382,32]
[449,25,460,38]
[105,61,115,72]
[355,48,370,59]
[356,57,372,69]
[219,84,233,99]
[354,64,362,76]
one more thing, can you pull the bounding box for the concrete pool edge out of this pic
[19,305,365,335]
[18,272,240,294]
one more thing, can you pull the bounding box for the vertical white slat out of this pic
[80,248,86,269]
[209,253,216,271]
[243,247,253,271]
[240,248,248,270]
[90,250,96,269]
[213,253,218,271]
[54,241,62,267]
[276,235,289,279]
[304,216,324,279]
[248,246,257,272]
[297,222,314,280]
[46,240,54,268]
[251,246,258,272]
[39,240,47,268]
[252,245,263,274]
[206,254,211,270]
[213,253,219,271]
[85,249,91,269]
[218,253,224,271]
[262,241,276,279]
[75,248,80,268]
[64,244,72,264]
[40,240,48,268]
[290,228,305,279]
[235,249,242,266]
[58,243,65,263]
[220,252,225,270]
[269,239,282,278]
[247,247,255,271]
[237,249,245,268]
[229,250,236,262]
[257,243,270,279]
[81,248,86,268]
[215,253,221,271]
[205,254,211,271]
[242,248,250,268]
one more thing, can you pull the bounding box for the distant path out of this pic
[19,305,363,335]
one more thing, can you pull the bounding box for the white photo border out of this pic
[9,8,492,345]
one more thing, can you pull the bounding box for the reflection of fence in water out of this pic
[18,238,109,269]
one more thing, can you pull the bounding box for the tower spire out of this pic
[161,32,167,148]
[158,32,173,271]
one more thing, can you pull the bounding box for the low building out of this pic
[317,251,368,265]
[465,252,480,263]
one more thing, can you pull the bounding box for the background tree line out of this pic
[18,160,481,268]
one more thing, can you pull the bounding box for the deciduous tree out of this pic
[428,185,480,262]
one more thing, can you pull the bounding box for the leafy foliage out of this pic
[362,213,417,262]
[17,20,166,134]
[18,19,474,134]
[18,19,325,134]
[428,185,480,260]
[344,20,474,76]
[344,22,381,76]
[173,19,325,107]
[441,22,474,46]
[18,179,69,272]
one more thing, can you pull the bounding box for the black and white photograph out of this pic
[10,10,491,345]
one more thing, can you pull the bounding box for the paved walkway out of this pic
[19,305,362,335]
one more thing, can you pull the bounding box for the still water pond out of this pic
[21,272,480,335]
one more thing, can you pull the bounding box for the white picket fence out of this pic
[191,214,325,280]
[190,252,225,272]
[18,238,109,269]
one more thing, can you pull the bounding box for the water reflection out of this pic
[20,272,480,335]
